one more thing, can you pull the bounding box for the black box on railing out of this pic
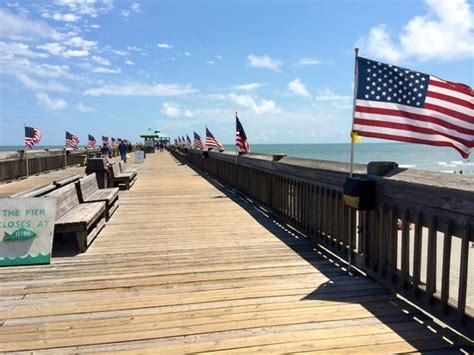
[343,177,376,210]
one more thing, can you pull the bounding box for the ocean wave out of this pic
[399,164,416,168]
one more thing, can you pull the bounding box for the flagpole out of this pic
[24,124,29,178]
[235,112,238,165]
[347,47,360,275]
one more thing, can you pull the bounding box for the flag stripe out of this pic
[426,91,473,110]
[422,102,472,123]
[356,100,473,130]
[355,105,474,135]
[429,77,473,97]
[428,84,473,103]
[424,95,473,117]
[354,118,473,147]
[354,129,470,159]
[355,112,473,140]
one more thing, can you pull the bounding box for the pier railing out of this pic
[170,147,473,337]
[0,148,119,183]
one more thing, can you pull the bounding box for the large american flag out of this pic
[205,127,224,151]
[25,126,42,148]
[353,57,473,158]
[194,131,204,149]
[87,134,96,148]
[236,114,249,155]
[65,131,80,149]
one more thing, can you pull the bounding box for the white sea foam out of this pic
[399,164,416,168]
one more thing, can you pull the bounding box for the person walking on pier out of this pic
[101,143,109,159]
[118,140,127,162]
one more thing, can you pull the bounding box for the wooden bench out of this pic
[108,162,136,190]
[119,161,137,176]
[77,173,119,220]
[53,174,82,188]
[10,183,56,198]
[46,183,106,252]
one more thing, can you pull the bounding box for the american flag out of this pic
[65,131,80,149]
[174,138,178,145]
[205,127,224,151]
[236,114,250,155]
[102,136,109,145]
[25,126,42,148]
[181,136,186,147]
[353,57,473,158]
[194,131,204,149]
[186,134,192,147]
[111,137,116,146]
[87,134,96,148]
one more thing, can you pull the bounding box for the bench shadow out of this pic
[186,164,472,353]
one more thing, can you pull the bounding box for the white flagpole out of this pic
[24,124,29,178]
[348,47,360,275]
[235,112,238,165]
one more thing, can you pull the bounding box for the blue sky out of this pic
[0,0,473,145]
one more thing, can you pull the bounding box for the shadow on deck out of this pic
[189,164,473,353]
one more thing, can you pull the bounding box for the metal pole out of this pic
[235,112,238,165]
[348,47,360,274]
[24,124,29,178]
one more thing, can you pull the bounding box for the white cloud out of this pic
[112,49,128,56]
[314,88,352,102]
[288,79,310,97]
[84,83,197,96]
[92,55,111,66]
[158,43,172,48]
[77,102,96,113]
[121,2,140,18]
[358,0,474,62]
[42,12,80,22]
[297,57,322,65]
[206,60,215,64]
[92,66,122,74]
[125,60,134,65]
[0,9,62,41]
[0,56,74,79]
[55,0,114,18]
[233,83,264,91]
[16,74,70,92]
[228,93,281,114]
[247,54,282,72]
[0,41,48,58]
[161,102,193,117]
[184,51,191,56]
[64,36,97,51]
[90,24,100,29]
[36,92,67,110]
[37,42,90,58]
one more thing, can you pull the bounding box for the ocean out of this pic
[1,143,472,174]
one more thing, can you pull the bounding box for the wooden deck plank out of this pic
[0,151,470,353]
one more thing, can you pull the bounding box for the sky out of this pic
[0,0,473,145]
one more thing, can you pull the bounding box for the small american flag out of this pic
[186,134,192,147]
[111,137,116,146]
[65,131,80,149]
[102,136,109,145]
[25,126,42,148]
[194,131,204,149]
[87,134,96,148]
[236,114,249,155]
[205,127,224,151]
[353,56,473,158]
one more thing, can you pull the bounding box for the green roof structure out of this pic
[139,128,169,139]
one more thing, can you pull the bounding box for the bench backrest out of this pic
[10,183,56,198]
[110,162,121,178]
[46,183,80,219]
[77,173,99,202]
[53,174,81,188]
[119,162,126,173]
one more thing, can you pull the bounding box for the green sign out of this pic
[0,198,56,267]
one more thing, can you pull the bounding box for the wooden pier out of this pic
[0,152,471,353]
